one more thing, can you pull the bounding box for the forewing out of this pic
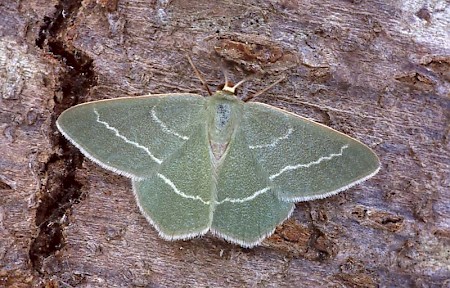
[242,102,380,202]
[56,94,206,179]
[133,123,214,239]
[211,124,294,247]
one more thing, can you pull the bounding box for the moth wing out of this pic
[133,122,214,240]
[56,94,207,179]
[211,123,294,247]
[242,102,380,202]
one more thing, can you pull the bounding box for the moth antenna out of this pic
[186,55,212,96]
[242,76,286,102]
[232,78,247,90]
[223,70,229,88]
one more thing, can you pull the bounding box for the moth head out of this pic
[220,79,247,95]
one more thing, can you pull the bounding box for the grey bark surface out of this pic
[1,0,449,287]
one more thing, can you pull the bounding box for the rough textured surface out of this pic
[0,0,449,287]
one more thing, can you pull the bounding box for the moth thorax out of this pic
[209,102,236,142]
[208,103,233,160]
[208,99,239,160]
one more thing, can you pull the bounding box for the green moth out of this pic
[56,81,380,248]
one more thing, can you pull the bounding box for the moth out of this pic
[56,75,380,247]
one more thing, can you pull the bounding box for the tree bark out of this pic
[1,0,449,287]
